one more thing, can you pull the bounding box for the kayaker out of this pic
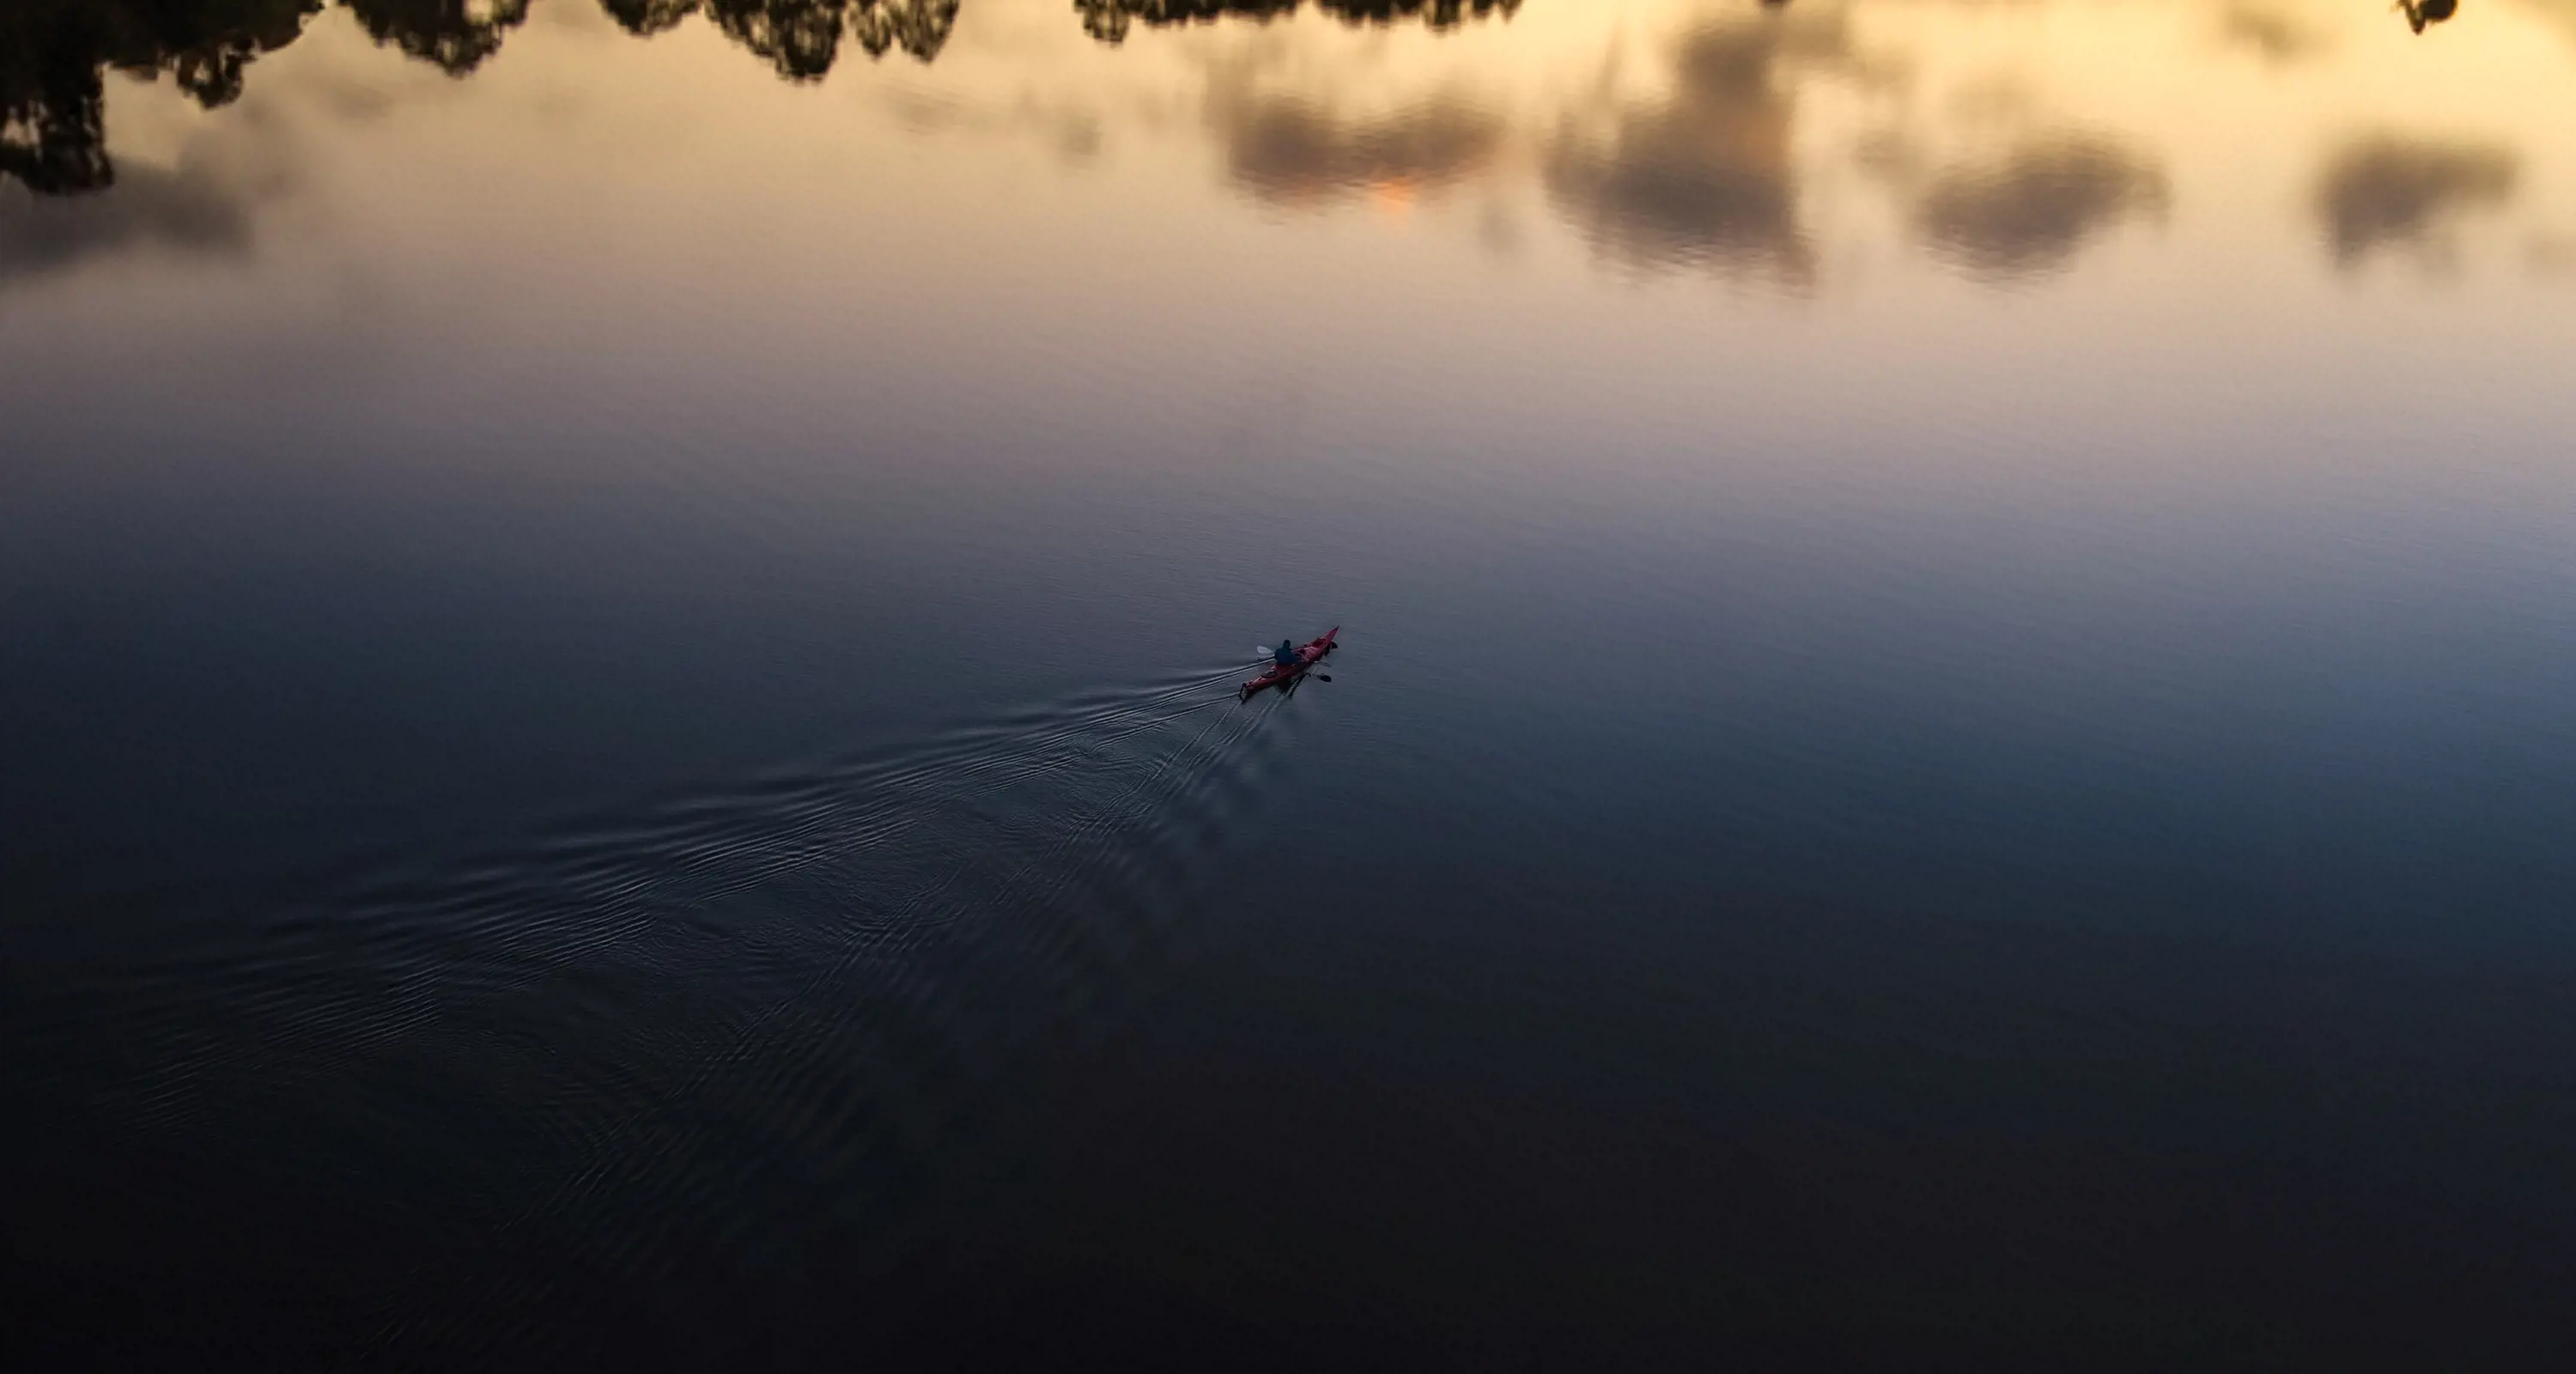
[1273,639,1299,669]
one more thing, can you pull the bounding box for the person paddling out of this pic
[1242,627,1338,699]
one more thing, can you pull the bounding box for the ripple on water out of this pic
[9,656,1321,1356]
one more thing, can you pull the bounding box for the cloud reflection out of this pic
[1911,136,2169,280]
[2215,3,2331,64]
[2314,134,2517,267]
[2520,0,2576,47]
[1218,92,1502,203]
[1545,18,1854,283]
[0,157,259,288]
[14,0,2576,301]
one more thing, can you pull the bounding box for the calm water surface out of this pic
[9,0,2576,1364]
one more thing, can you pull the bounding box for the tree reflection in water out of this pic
[2,0,319,192]
[1,0,1522,197]
[1077,0,1514,45]
[343,0,531,74]
[2397,0,2460,34]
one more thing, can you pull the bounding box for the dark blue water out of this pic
[9,0,2576,1365]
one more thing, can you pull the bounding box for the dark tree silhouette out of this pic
[1078,0,1514,46]
[1,0,960,196]
[6,0,1505,198]
[702,0,955,79]
[598,0,953,62]
[1321,0,1515,21]
[342,0,532,76]
[601,0,700,36]
[2397,0,2459,34]
[706,0,848,78]
[2,0,319,193]
[849,0,958,61]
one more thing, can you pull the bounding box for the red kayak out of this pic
[1242,626,1338,699]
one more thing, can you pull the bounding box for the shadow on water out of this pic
[5,656,1319,1361]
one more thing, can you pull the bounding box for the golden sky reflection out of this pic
[857,0,2576,289]
[9,1,2575,293]
[4,0,2573,514]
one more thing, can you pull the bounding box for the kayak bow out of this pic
[1242,626,1338,700]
